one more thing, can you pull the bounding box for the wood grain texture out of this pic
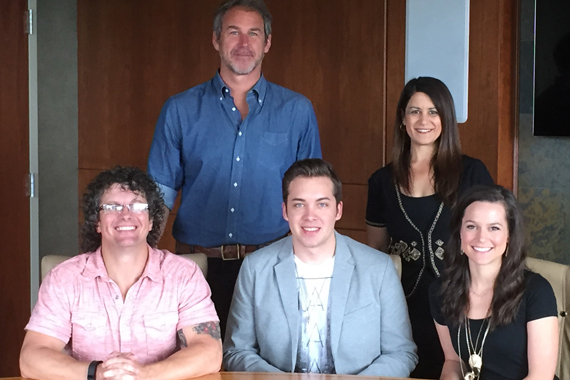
[460,0,518,189]
[0,1,30,375]
[385,0,407,163]
[78,0,220,170]
[336,184,367,232]
[263,0,386,184]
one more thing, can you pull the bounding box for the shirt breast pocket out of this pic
[143,311,179,361]
[259,132,290,169]
[70,313,108,361]
[261,132,288,145]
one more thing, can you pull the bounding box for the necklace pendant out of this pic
[469,354,482,370]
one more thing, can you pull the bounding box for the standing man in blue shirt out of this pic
[147,0,322,336]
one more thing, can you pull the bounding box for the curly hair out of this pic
[439,185,527,328]
[392,77,463,206]
[80,166,165,253]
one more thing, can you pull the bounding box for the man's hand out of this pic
[99,352,142,380]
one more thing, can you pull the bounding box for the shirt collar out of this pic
[213,71,267,106]
[82,245,163,283]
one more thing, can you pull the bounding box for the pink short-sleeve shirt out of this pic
[26,247,218,364]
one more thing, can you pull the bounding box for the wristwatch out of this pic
[87,360,102,380]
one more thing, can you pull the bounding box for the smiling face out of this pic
[403,91,443,149]
[282,176,343,258]
[96,184,152,250]
[212,7,271,77]
[460,201,509,269]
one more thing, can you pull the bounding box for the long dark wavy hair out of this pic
[80,166,165,252]
[392,77,462,206]
[439,185,527,328]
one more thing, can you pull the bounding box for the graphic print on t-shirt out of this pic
[294,256,335,374]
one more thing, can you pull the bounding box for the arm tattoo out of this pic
[192,321,221,340]
[177,329,188,348]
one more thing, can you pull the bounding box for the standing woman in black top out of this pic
[366,77,493,378]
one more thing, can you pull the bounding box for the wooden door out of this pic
[0,0,31,376]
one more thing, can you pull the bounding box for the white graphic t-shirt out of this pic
[294,255,335,374]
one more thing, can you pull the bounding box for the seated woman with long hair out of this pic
[429,185,559,380]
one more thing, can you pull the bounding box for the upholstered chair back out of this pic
[527,257,570,380]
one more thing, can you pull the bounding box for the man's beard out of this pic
[222,50,264,76]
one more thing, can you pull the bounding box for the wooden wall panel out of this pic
[78,0,220,171]
[263,0,386,186]
[336,184,367,232]
[385,0,407,162]
[459,0,517,189]
[0,1,30,375]
[497,0,518,191]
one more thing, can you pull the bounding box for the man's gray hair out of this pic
[213,0,272,42]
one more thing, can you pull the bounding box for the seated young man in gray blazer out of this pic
[223,158,418,376]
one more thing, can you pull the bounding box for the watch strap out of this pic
[87,360,102,380]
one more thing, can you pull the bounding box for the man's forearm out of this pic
[140,337,222,380]
[20,345,89,380]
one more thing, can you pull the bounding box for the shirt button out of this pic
[231,208,235,213]
[259,99,262,104]
[238,131,242,136]
[232,107,236,111]
[225,88,229,93]
[219,97,222,101]
[236,156,240,162]
[234,182,238,187]
[115,296,119,300]
[229,233,233,238]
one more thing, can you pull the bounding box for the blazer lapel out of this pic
[274,238,299,370]
[329,232,354,359]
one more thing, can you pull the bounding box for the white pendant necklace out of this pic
[458,317,490,380]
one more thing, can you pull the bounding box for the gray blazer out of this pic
[223,232,418,376]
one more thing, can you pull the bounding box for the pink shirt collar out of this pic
[82,245,163,283]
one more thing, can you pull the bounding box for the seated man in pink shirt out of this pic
[20,166,222,380]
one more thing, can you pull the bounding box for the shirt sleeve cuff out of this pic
[157,183,177,210]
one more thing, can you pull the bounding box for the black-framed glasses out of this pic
[99,203,149,214]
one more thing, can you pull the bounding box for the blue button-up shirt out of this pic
[148,73,321,246]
